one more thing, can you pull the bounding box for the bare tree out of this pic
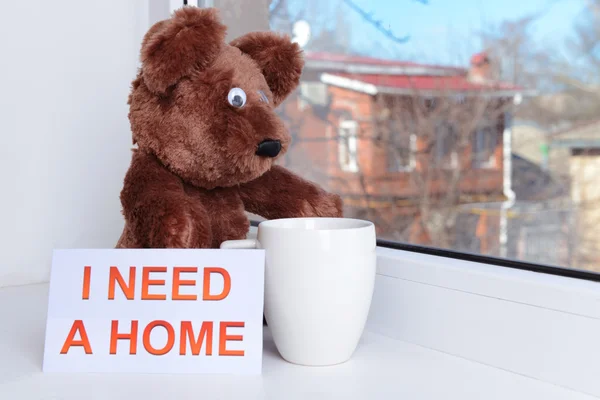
[369,92,513,249]
[479,1,600,269]
[269,0,600,269]
[269,0,514,251]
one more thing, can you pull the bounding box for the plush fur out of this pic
[230,32,304,107]
[141,7,226,94]
[116,7,343,250]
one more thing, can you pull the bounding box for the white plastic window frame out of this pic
[247,223,600,397]
[238,0,600,392]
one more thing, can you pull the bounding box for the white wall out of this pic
[0,1,153,287]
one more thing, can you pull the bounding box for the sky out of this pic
[290,0,589,67]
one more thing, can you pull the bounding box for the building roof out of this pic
[304,52,464,74]
[326,72,521,94]
[550,119,600,149]
[303,51,525,96]
[511,154,567,201]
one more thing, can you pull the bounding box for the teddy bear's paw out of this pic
[302,192,343,218]
[162,212,196,248]
[150,206,212,248]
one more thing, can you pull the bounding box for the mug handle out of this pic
[220,239,260,249]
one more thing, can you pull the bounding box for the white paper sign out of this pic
[42,248,265,374]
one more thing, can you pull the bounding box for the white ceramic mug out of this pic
[220,217,376,366]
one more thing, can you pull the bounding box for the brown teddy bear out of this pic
[116,6,343,249]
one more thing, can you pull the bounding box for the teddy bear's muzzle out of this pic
[256,139,282,158]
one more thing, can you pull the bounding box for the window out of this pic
[385,117,416,172]
[472,120,497,168]
[5,7,600,399]
[387,133,416,172]
[338,120,359,172]
[434,121,458,168]
[261,0,600,275]
[298,81,328,111]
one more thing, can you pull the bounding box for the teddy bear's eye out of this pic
[227,88,247,108]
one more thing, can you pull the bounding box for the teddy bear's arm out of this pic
[119,151,212,248]
[238,165,343,220]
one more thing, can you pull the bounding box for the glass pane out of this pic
[268,0,600,273]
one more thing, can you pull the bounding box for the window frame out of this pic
[234,0,598,283]
[236,2,600,394]
[376,237,600,282]
[249,220,600,282]
[247,220,600,395]
[338,119,359,172]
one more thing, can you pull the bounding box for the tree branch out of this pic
[341,0,414,44]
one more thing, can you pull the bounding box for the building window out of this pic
[472,119,497,168]
[385,117,416,172]
[298,81,328,111]
[434,121,458,168]
[387,132,416,172]
[338,120,359,172]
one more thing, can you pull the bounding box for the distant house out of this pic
[505,154,572,267]
[512,120,548,166]
[549,121,600,271]
[511,154,567,202]
[511,116,600,269]
[277,51,528,255]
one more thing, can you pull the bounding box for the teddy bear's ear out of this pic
[140,7,227,94]
[230,32,304,106]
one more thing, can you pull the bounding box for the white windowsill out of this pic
[0,283,594,400]
[1,230,599,399]
[371,245,600,397]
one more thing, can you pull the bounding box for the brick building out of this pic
[277,51,527,253]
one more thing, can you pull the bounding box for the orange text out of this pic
[79,266,232,301]
[108,320,244,356]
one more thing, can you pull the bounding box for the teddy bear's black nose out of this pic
[256,140,281,158]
